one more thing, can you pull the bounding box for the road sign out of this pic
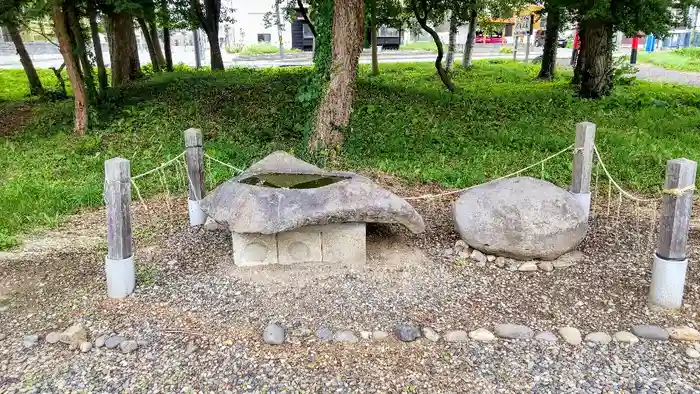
[515,15,531,35]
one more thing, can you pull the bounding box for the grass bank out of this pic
[1,61,699,248]
[639,47,700,72]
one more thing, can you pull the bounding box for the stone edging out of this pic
[262,322,700,358]
[447,240,584,272]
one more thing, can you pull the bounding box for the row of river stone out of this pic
[263,323,700,358]
[15,324,143,354]
[449,240,584,272]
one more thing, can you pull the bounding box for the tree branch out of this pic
[20,22,59,47]
[296,0,315,37]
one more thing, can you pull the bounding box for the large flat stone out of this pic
[231,233,277,266]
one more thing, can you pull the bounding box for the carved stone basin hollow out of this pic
[199,151,425,267]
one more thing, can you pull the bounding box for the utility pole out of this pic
[630,35,639,64]
[193,29,202,68]
[524,13,533,62]
[275,1,285,60]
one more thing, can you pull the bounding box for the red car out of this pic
[475,32,506,44]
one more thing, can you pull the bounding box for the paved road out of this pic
[0,45,552,70]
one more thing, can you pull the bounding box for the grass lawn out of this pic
[225,43,302,55]
[1,61,700,248]
[638,47,700,72]
[400,41,439,51]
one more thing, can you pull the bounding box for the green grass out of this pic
[638,47,700,72]
[400,41,439,52]
[225,43,301,55]
[2,61,700,248]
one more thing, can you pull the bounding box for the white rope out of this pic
[593,145,659,203]
[203,153,245,173]
[403,144,575,200]
[131,151,186,180]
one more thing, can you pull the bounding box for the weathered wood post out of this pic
[571,121,596,218]
[184,128,207,226]
[104,157,135,298]
[649,158,697,309]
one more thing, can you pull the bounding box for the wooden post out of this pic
[104,157,135,298]
[649,158,697,309]
[571,122,596,217]
[184,128,207,226]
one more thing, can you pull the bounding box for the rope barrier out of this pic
[403,144,575,200]
[593,145,660,203]
[203,153,246,173]
[131,151,186,181]
[662,184,696,196]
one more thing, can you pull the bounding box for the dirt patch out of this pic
[0,103,34,137]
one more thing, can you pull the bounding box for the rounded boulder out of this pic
[453,177,587,260]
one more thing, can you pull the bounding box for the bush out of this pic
[673,47,700,59]
[226,43,301,55]
[499,47,513,54]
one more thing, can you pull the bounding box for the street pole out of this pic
[524,14,533,63]
[193,29,202,68]
[513,35,519,61]
[630,35,639,64]
[275,1,284,60]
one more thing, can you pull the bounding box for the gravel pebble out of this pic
[537,261,554,272]
[104,336,125,349]
[444,330,469,343]
[559,327,582,346]
[45,332,61,344]
[22,334,39,348]
[0,333,6,341]
[421,327,440,342]
[316,327,334,342]
[333,330,358,343]
[518,262,538,272]
[585,332,612,345]
[494,324,533,339]
[94,335,107,348]
[632,325,669,341]
[119,340,138,353]
[79,341,92,353]
[469,328,496,342]
[686,347,700,358]
[667,326,700,341]
[614,331,639,344]
[395,323,421,342]
[470,250,487,264]
[359,331,371,340]
[494,256,506,268]
[262,323,285,345]
[372,331,389,341]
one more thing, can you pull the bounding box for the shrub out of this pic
[499,47,513,54]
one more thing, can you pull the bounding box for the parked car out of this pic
[533,30,567,47]
[475,32,507,44]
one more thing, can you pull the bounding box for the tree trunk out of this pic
[462,9,477,69]
[445,11,457,72]
[137,17,160,71]
[206,32,224,70]
[160,0,173,71]
[537,7,561,80]
[297,0,316,37]
[572,22,586,85]
[7,22,44,96]
[52,1,87,135]
[149,20,166,67]
[87,0,108,94]
[311,0,333,76]
[413,5,455,91]
[106,12,141,86]
[370,0,378,75]
[308,0,364,154]
[65,0,97,103]
[579,20,613,98]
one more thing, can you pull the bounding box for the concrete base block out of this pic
[648,254,688,310]
[231,223,366,266]
[105,256,135,298]
[232,233,278,266]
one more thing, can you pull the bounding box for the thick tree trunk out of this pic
[87,0,108,94]
[308,0,364,154]
[445,11,457,72]
[160,0,173,71]
[579,20,613,98]
[149,20,166,67]
[206,32,224,70]
[370,0,378,75]
[65,0,97,103]
[462,9,477,69]
[106,12,141,86]
[52,1,87,135]
[7,22,44,96]
[311,0,333,76]
[537,8,561,80]
[137,17,160,71]
[413,6,455,91]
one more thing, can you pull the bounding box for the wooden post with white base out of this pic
[571,122,596,218]
[649,158,697,310]
[184,128,207,226]
[105,157,135,298]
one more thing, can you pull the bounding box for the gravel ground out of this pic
[1,178,700,392]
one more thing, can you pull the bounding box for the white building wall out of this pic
[227,0,293,48]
